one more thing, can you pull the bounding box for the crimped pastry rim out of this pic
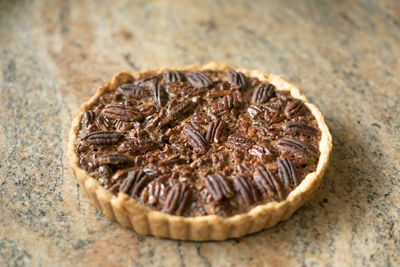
[67,62,332,241]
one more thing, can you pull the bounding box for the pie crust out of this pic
[67,62,332,240]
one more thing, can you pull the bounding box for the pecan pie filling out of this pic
[75,70,321,217]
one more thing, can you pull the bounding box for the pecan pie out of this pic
[67,62,332,240]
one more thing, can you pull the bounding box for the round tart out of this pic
[67,62,332,241]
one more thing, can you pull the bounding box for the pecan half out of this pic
[285,99,306,118]
[276,137,318,156]
[101,104,143,122]
[211,90,244,115]
[257,126,279,141]
[162,183,190,215]
[116,83,151,99]
[186,71,213,88]
[251,83,276,105]
[137,103,157,117]
[163,70,185,84]
[211,90,244,116]
[248,143,275,161]
[205,173,234,203]
[253,165,284,200]
[154,82,169,107]
[118,138,158,153]
[233,175,259,206]
[226,134,253,151]
[284,121,318,136]
[84,131,123,145]
[209,91,242,115]
[205,120,225,143]
[141,179,166,205]
[119,169,148,197]
[159,101,196,128]
[225,90,244,108]
[278,158,298,187]
[97,154,133,165]
[183,123,208,153]
[228,69,247,90]
[81,110,96,129]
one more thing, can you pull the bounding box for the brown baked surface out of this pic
[67,62,332,240]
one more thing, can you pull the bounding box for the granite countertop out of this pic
[1,0,399,266]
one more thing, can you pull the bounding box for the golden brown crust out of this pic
[67,62,332,241]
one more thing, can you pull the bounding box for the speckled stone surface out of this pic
[0,0,399,266]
